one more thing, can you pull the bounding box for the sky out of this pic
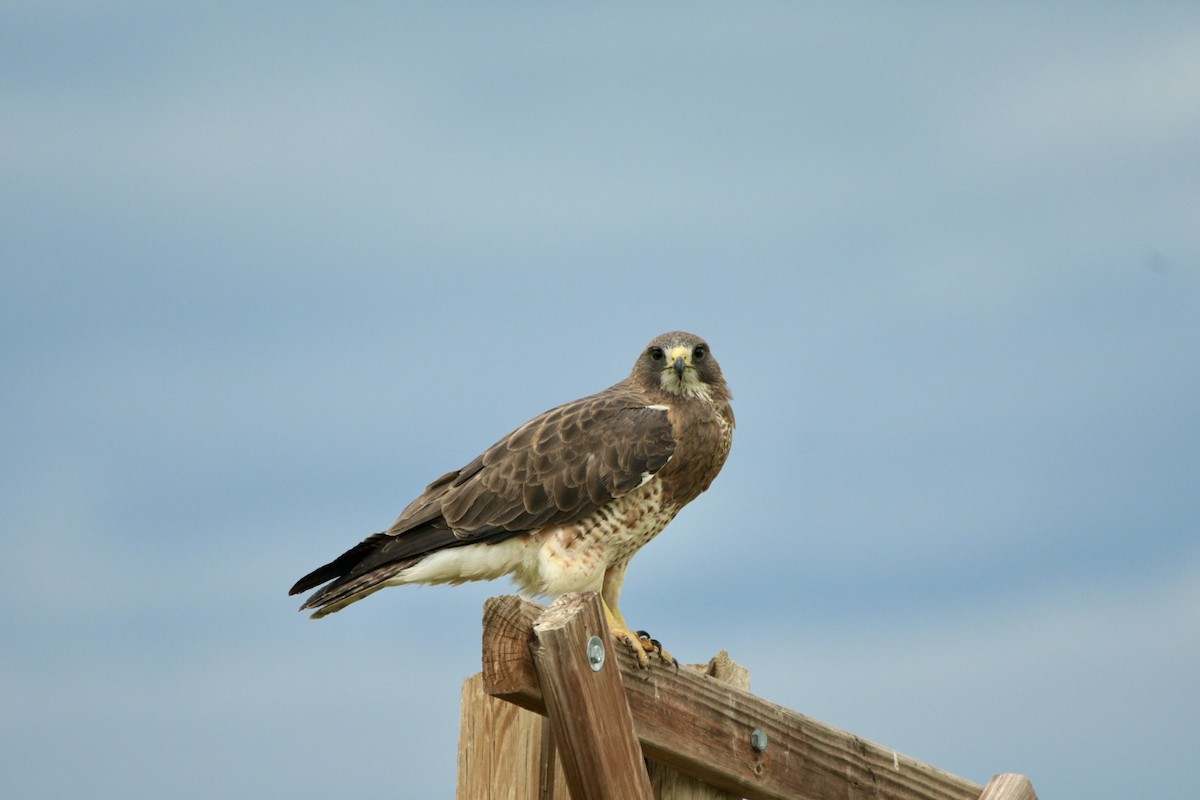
[2,3,1198,798]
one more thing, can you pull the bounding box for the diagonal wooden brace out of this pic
[526,592,655,800]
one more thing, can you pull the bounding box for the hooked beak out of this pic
[669,346,690,379]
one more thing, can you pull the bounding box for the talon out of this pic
[614,630,650,669]
[636,631,662,656]
[603,601,673,671]
[635,629,679,671]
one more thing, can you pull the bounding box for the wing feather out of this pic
[434,391,674,536]
[290,388,676,608]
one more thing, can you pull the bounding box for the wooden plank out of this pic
[536,713,571,800]
[648,650,751,800]
[978,773,1038,800]
[456,672,569,799]
[482,593,984,800]
[529,592,655,800]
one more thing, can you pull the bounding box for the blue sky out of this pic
[3,4,1198,797]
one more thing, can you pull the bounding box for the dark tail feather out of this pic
[289,524,474,616]
[298,560,417,618]
[288,535,388,596]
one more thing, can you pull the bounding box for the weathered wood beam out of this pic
[528,593,655,800]
[648,649,751,800]
[482,593,547,713]
[456,672,569,799]
[482,593,988,800]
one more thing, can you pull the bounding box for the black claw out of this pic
[634,629,678,671]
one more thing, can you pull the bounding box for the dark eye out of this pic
[693,345,706,361]
[648,346,665,361]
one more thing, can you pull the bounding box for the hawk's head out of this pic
[633,331,727,400]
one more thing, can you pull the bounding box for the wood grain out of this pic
[482,594,545,711]
[978,773,1038,800]
[457,672,569,799]
[529,592,655,800]
[482,593,990,800]
[648,650,752,800]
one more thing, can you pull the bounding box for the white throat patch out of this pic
[659,368,709,398]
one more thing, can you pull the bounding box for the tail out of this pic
[289,526,460,618]
[291,561,416,618]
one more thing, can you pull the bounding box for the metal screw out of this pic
[586,636,606,672]
[750,728,768,753]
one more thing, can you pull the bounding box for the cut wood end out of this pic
[697,649,750,690]
[532,592,598,634]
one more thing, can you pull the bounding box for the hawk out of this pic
[289,331,734,667]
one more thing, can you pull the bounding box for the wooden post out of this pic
[463,599,748,800]
[456,672,569,799]
[978,774,1038,800]
[481,594,992,800]
[529,592,656,800]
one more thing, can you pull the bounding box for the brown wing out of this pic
[432,391,674,534]
[289,387,675,602]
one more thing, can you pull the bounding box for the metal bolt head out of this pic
[750,728,768,753]
[586,636,606,671]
